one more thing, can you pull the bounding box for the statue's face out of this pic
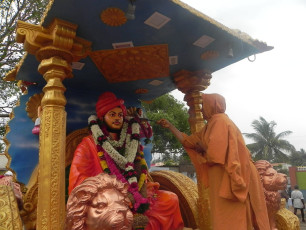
[104,107,124,130]
[262,167,287,190]
[86,188,133,230]
[262,167,276,186]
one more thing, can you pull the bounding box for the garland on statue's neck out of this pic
[88,115,149,214]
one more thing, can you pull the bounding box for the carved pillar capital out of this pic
[16,18,91,62]
[174,69,211,133]
[174,69,211,95]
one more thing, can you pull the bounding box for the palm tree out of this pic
[290,148,306,166]
[244,117,295,162]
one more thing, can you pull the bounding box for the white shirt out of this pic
[291,189,304,208]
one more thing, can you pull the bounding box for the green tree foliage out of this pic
[290,148,306,166]
[141,94,190,162]
[0,0,48,150]
[0,0,48,103]
[244,116,295,163]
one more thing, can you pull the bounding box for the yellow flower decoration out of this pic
[138,155,148,191]
[100,160,108,170]
[138,173,147,191]
[100,8,127,26]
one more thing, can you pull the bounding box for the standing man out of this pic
[157,93,270,230]
[291,185,305,222]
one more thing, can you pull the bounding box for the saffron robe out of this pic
[69,135,184,230]
[182,93,270,230]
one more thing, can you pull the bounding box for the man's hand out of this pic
[156,119,171,128]
[156,119,184,144]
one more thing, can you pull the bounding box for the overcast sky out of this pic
[173,0,306,151]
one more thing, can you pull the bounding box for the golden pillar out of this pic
[174,69,212,230]
[16,19,91,229]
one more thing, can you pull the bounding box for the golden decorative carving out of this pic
[20,166,39,230]
[100,8,127,26]
[174,69,211,133]
[173,69,212,230]
[196,182,211,230]
[135,88,149,94]
[65,127,89,167]
[0,185,23,230]
[150,170,198,229]
[90,44,169,83]
[174,69,211,94]
[275,199,300,230]
[3,100,20,182]
[38,57,71,108]
[20,126,88,230]
[201,50,219,60]
[38,56,73,80]
[36,106,66,229]
[16,18,91,62]
[26,93,44,122]
[184,91,205,133]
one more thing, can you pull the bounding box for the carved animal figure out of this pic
[65,173,133,230]
[255,160,287,230]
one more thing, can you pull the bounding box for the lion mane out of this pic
[65,173,133,230]
[254,160,287,213]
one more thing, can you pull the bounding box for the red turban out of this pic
[96,92,127,119]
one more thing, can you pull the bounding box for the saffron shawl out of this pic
[182,93,270,230]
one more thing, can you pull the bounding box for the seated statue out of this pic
[68,92,184,230]
[254,160,287,230]
[66,173,133,230]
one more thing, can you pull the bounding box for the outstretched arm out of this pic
[156,119,184,144]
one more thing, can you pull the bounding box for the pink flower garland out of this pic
[103,148,149,213]
[134,116,153,139]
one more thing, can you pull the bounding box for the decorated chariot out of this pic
[1,0,299,229]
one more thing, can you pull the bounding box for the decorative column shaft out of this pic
[174,69,212,230]
[16,19,91,229]
[37,57,71,229]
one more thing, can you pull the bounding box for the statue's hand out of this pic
[156,119,171,128]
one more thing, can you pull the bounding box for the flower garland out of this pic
[134,116,153,145]
[89,115,149,214]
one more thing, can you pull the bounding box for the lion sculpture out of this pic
[65,173,133,230]
[254,160,287,230]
